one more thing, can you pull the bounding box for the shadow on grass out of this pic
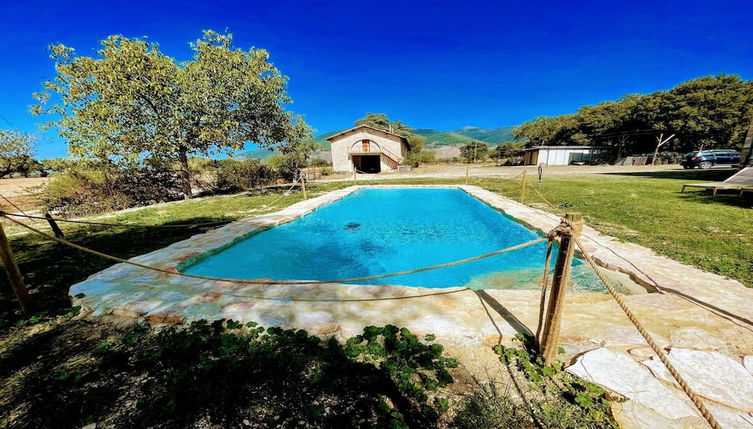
[675,189,753,209]
[603,167,737,181]
[0,320,448,428]
[603,168,753,208]
[0,216,233,329]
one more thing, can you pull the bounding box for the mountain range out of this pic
[237,125,519,159]
[314,125,519,150]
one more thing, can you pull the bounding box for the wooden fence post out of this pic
[45,213,65,239]
[519,170,527,202]
[353,169,357,185]
[465,164,469,185]
[0,222,31,314]
[539,212,583,364]
[300,172,308,199]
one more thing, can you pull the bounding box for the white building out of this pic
[522,146,612,166]
[327,125,409,173]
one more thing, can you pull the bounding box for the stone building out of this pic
[326,125,409,173]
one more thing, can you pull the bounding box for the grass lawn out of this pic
[477,169,752,288]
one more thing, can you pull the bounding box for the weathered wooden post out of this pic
[519,170,527,202]
[299,170,308,200]
[45,213,65,239]
[0,222,31,314]
[465,164,470,185]
[539,212,583,364]
[353,169,357,185]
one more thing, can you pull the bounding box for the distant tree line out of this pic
[0,130,43,178]
[513,74,753,156]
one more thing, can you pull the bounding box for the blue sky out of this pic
[2,0,752,159]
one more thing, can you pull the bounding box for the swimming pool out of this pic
[181,188,606,291]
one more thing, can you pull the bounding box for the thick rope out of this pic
[0,193,35,221]
[534,238,554,346]
[526,181,562,212]
[0,177,303,230]
[2,213,546,286]
[573,235,722,429]
[0,211,232,229]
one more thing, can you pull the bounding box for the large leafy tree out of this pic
[33,30,298,198]
[645,75,753,150]
[460,141,489,163]
[0,130,41,178]
[355,113,413,137]
[269,116,320,180]
[514,74,753,154]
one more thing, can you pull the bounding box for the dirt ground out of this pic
[0,177,48,197]
[0,177,48,213]
[0,164,732,213]
[317,162,733,182]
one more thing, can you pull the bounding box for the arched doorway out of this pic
[350,140,381,173]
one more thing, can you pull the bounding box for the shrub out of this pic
[42,163,183,216]
[220,159,276,191]
[460,141,490,163]
[309,158,331,168]
[4,320,456,428]
[191,158,276,193]
[453,335,616,429]
[405,150,436,167]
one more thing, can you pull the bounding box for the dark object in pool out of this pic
[344,222,361,230]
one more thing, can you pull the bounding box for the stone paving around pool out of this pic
[70,185,753,428]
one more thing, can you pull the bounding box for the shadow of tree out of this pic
[0,216,234,327]
[603,167,736,181]
[0,320,446,428]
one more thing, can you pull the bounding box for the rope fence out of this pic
[0,193,32,219]
[1,213,546,286]
[0,176,304,233]
[573,234,722,429]
[0,211,233,229]
[0,168,740,428]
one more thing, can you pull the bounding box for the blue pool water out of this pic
[183,189,603,290]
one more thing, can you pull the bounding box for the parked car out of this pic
[681,150,741,169]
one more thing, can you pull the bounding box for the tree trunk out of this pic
[652,133,675,165]
[178,148,192,199]
[652,133,663,165]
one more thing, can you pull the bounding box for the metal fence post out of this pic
[539,212,583,364]
[0,222,31,314]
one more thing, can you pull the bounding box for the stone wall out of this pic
[330,129,407,173]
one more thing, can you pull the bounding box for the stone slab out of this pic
[567,347,698,421]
